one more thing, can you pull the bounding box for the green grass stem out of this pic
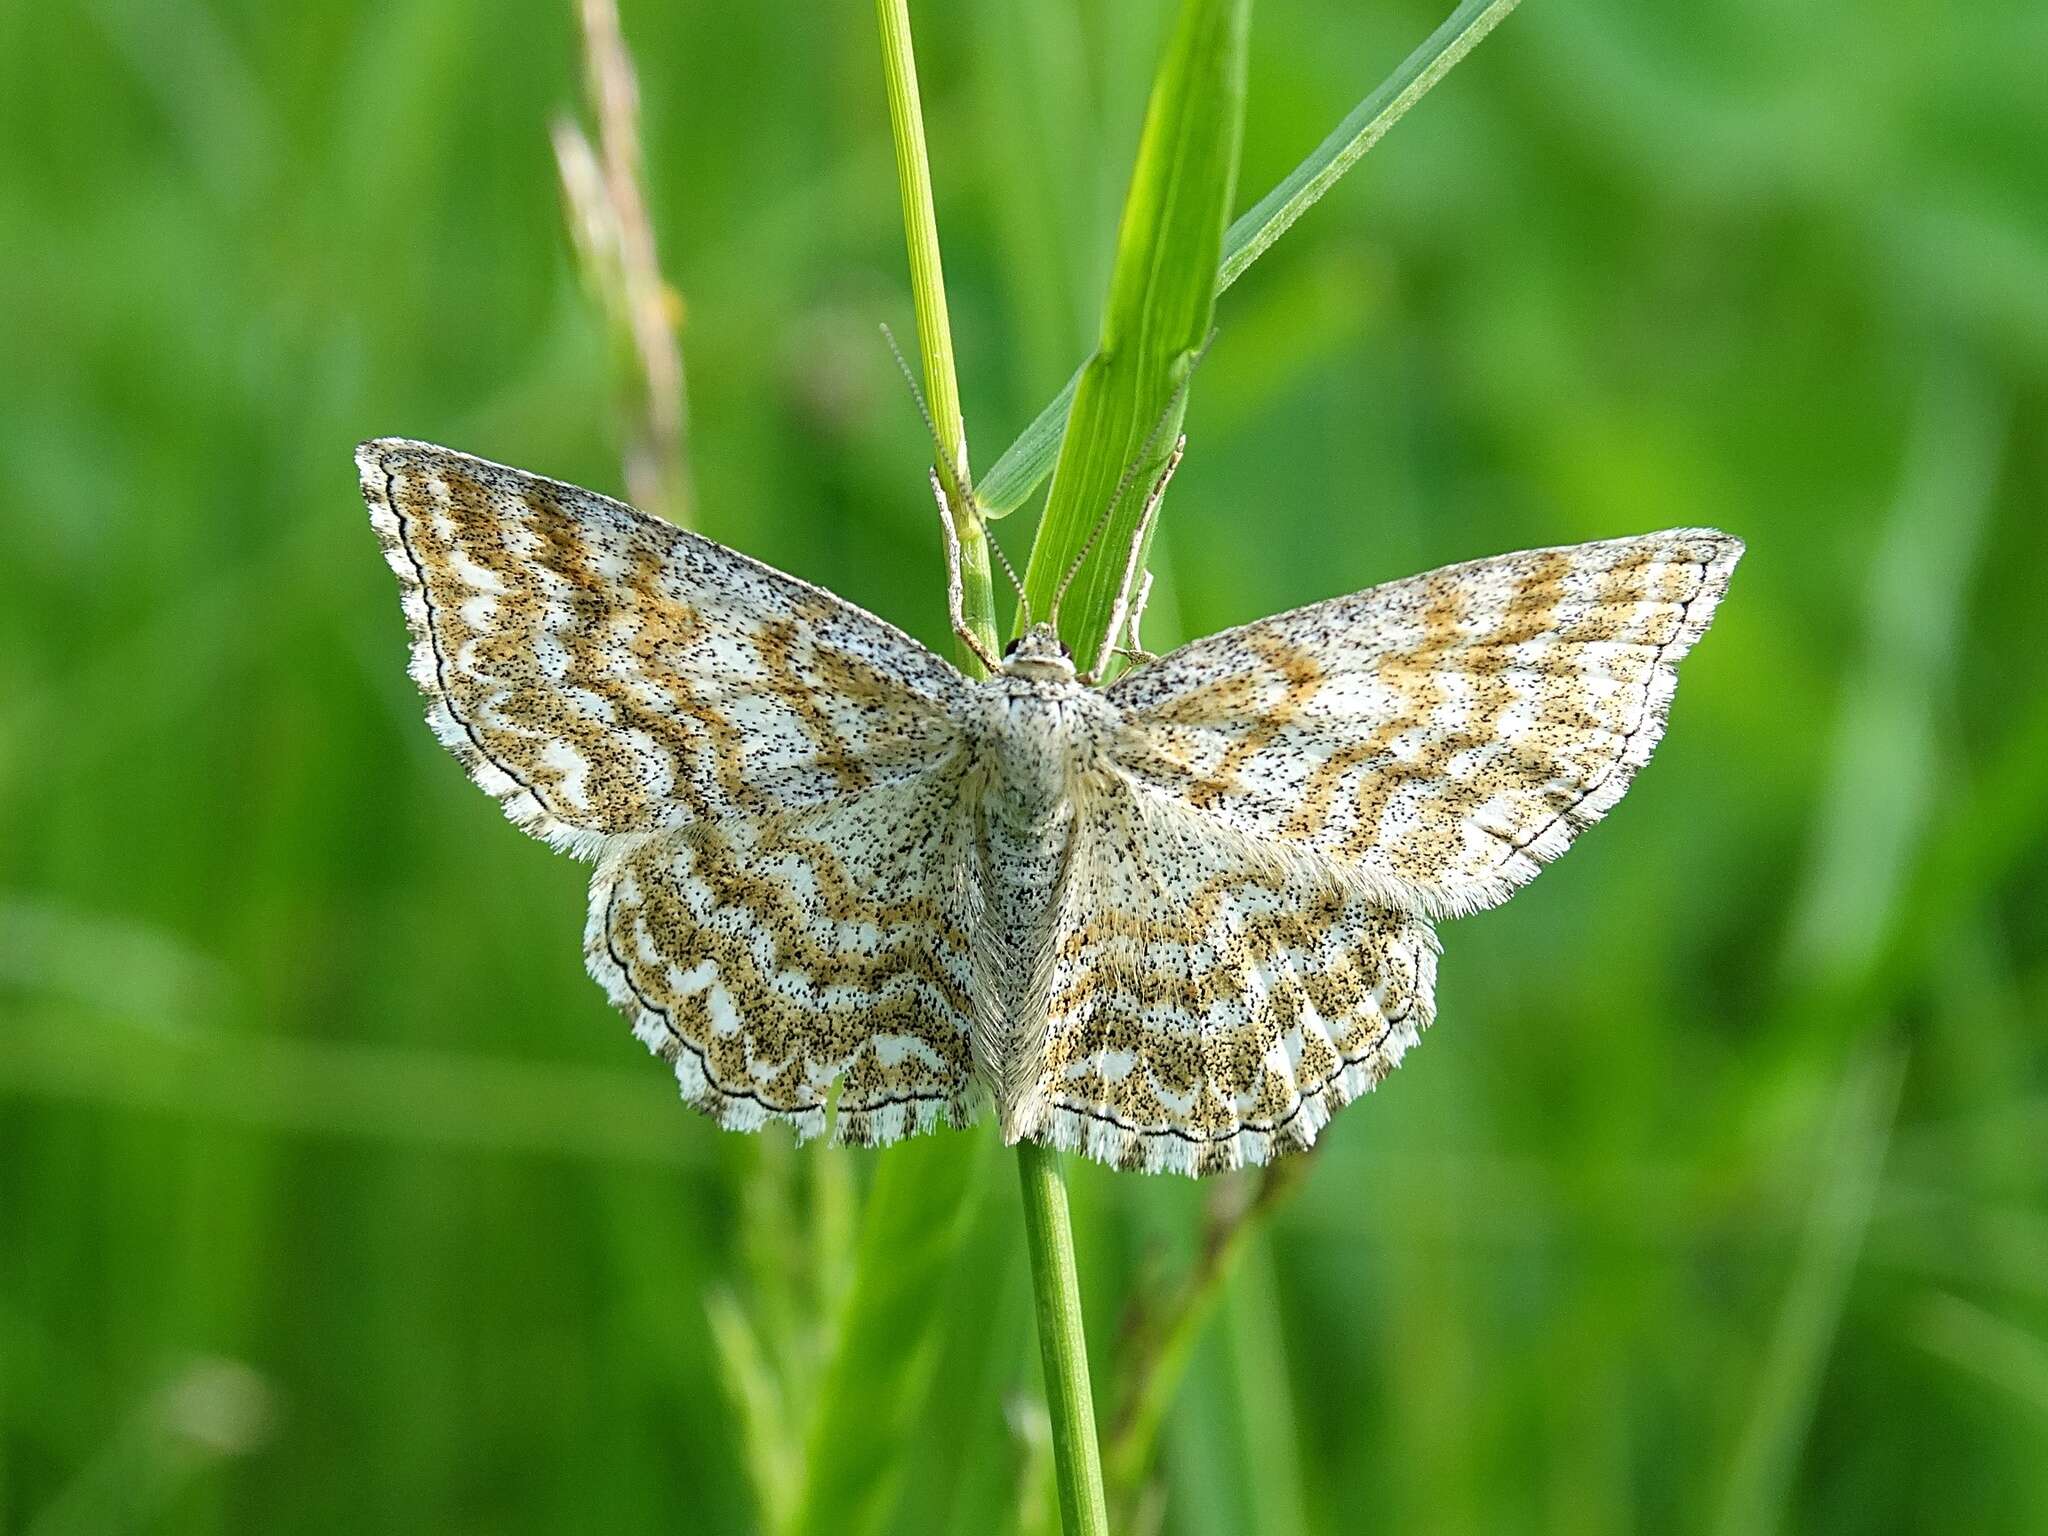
[1018,1142,1111,1536]
[876,0,998,674]
[1711,1052,1903,1536]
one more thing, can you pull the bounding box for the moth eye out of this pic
[1003,638,1021,658]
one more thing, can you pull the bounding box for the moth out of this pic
[359,438,1740,1176]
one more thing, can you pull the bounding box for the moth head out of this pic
[1000,623,1077,683]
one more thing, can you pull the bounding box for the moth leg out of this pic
[1087,435,1184,683]
[930,469,1001,673]
[1117,568,1159,667]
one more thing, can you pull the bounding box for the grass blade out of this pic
[1216,0,1523,289]
[1104,1160,1306,1508]
[1910,1293,2048,1417]
[1018,0,1250,660]
[704,1288,798,1534]
[978,361,1087,518]
[1224,1237,1311,1536]
[977,0,1521,517]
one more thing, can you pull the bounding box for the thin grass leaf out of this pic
[1910,1293,2048,1417]
[1105,1160,1306,1508]
[1216,0,1523,289]
[978,0,1522,517]
[1783,364,2003,988]
[979,360,1086,518]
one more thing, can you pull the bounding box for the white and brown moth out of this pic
[359,438,1740,1176]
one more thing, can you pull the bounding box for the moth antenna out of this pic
[1048,331,1217,626]
[881,323,972,498]
[881,322,1026,616]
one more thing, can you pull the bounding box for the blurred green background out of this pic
[4,0,2046,1532]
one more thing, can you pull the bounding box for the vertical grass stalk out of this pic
[1018,1142,1112,1536]
[876,0,998,675]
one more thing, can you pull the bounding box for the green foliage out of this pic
[3,1,2047,1534]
